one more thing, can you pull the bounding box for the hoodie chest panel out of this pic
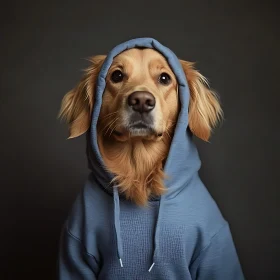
[119,200,159,267]
[98,200,160,278]
[98,200,195,279]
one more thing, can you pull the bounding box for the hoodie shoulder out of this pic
[181,174,229,252]
[65,174,113,239]
[189,222,245,280]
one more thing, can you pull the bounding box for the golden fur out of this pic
[59,49,223,205]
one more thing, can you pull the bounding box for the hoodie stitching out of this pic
[66,226,99,262]
[189,221,229,267]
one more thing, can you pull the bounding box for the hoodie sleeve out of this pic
[58,225,99,279]
[193,222,245,280]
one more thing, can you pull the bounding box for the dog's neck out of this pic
[97,134,172,205]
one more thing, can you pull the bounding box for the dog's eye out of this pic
[111,70,124,83]
[159,73,171,85]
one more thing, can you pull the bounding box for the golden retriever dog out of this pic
[59,48,222,206]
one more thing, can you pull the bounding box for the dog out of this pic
[58,39,244,280]
[59,48,222,205]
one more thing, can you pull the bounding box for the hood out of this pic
[86,38,201,271]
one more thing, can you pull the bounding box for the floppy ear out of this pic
[58,55,106,138]
[180,60,223,141]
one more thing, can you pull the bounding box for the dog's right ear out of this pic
[58,55,106,138]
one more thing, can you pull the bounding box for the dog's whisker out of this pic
[165,130,172,139]
[109,121,119,137]
[105,118,119,136]
[100,111,119,121]
[103,121,115,136]
[101,118,119,136]
[101,118,117,134]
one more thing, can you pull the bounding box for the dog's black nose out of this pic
[127,91,156,113]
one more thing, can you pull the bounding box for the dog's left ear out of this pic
[58,55,106,138]
[180,60,223,141]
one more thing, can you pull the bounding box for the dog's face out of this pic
[98,48,179,142]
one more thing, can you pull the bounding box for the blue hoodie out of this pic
[58,38,245,280]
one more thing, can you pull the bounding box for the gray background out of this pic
[1,0,279,279]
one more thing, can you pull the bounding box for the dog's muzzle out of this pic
[126,91,156,132]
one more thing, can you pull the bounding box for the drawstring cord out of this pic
[113,185,124,267]
[148,196,163,272]
[113,184,163,272]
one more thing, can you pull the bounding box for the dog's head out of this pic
[59,48,222,143]
[59,47,223,205]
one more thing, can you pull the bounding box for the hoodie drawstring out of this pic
[113,184,163,273]
[148,196,162,272]
[113,185,124,267]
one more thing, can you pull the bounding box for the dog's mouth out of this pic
[129,121,154,133]
[113,121,163,141]
[131,122,150,129]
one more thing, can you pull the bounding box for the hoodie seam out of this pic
[190,221,229,267]
[66,226,98,261]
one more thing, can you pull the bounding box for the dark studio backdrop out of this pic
[1,0,279,279]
